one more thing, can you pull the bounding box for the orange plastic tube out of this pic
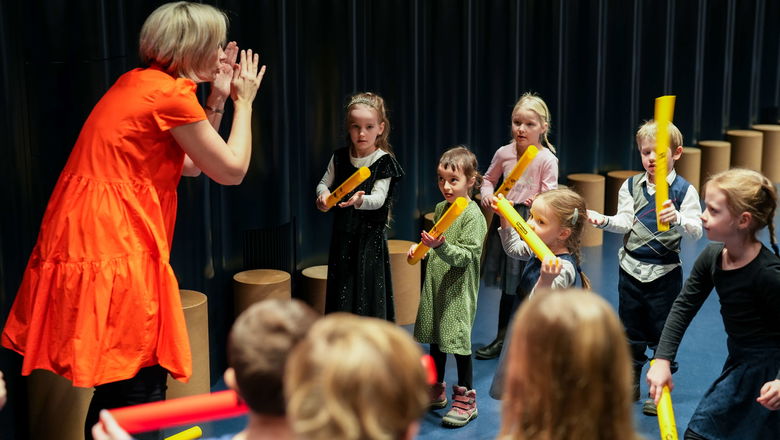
[654,96,676,232]
[325,167,371,209]
[494,145,539,197]
[495,197,554,261]
[407,197,468,265]
[110,390,248,434]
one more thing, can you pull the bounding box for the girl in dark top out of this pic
[315,92,403,320]
[647,168,780,440]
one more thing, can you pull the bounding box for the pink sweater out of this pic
[480,143,558,205]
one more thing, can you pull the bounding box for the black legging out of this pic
[429,344,473,390]
[85,365,168,440]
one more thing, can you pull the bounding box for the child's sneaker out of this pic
[429,381,447,409]
[642,399,657,416]
[441,385,478,427]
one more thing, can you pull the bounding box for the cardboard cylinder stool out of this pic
[387,239,422,325]
[167,289,210,399]
[726,130,763,171]
[473,193,494,226]
[606,170,641,215]
[233,269,291,317]
[676,147,702,192]
[698,140,731,187]
[567,173,605,247]
[752,124,780,182]
[27,370,93,440]
[301,265,328,314]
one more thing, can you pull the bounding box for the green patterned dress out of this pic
[414,199,487,355]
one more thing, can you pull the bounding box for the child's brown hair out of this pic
[438,145,483,197]
[345,92,393,154]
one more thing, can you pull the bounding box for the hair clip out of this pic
[571,208,579,226]
[348,97,375,108]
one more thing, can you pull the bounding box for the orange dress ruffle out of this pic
[1,66,206,387]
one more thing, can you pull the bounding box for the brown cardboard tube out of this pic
[606,170,641,216]
[167,290,210,399]
[233,270,291,318]
[698,140,731,188]
[752,124,780,182]
[301,265,328,314]
[567,173,605,247]
[387,239,421,325]
[726,129,763,171]
[676,147,702,192]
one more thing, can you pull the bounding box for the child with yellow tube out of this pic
[488,188,591,398]
[408,146,487,428]
[314,92,404,320]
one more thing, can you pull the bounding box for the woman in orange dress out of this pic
[0,2,265,438]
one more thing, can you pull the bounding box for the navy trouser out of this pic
[618,266,682,369]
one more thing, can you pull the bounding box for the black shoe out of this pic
[642,399,657,416]
[475,339,503,359]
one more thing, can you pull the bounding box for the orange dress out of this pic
[1,66,206,387]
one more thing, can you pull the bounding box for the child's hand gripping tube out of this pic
[495,197,555,261]
[110,390,248,434]
[325,167,371,209]
[494,145,539,197]
[653,95,676,232]
[650,359,679,440]
[408,197,468,265]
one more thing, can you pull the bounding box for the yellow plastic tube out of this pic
[325,167,372,209]
[650,359,679,440]
[165,426,203,440]
[494,145,539,197]
[495,197,554,261]
[654,95,676,232]
[408,197,468,265]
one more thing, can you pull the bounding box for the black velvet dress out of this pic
[325,147,404,320]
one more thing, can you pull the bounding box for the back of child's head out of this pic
[534,188,591,289]
[513,92,555,154]
[500,289,637,440]
[345,92,392,153]
[285,313,428,440]
[227,299,318,416]
[635,119,683,149]
[439,145,483,196]
[705,168,778,252]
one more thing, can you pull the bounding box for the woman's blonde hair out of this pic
[534,188,591,289]
[285,313,427,440]
[139,2,227,81]
[345,92,393,154]
[438,145,483,197]
[500,290,639,440]
[512,92,555,154]
[704,168,779,254]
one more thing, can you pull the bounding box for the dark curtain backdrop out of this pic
[1,1,778,437]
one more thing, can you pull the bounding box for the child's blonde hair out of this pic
[139,2,228,81]
[500,289,639,440]
[438,146,483,196]
[285,313,427,440]
[534,188,591,289]
[345,92,393,154]
[513,92,555,154]
[635,120,684,149]
[704,168,779,254]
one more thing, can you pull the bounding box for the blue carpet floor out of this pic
[182,209,780,440]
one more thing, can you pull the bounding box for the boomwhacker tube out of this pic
[407,197,468,265]
[495,197,555,261]
[650,359,679,440]
[325,167,372,209]
[165,426,203,440]
[110,390,248,434]
[653,95,676,232]
[494,145,539,197]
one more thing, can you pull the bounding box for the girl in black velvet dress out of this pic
[315,92,403,320]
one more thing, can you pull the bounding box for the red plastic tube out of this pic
[110,390,248,434]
